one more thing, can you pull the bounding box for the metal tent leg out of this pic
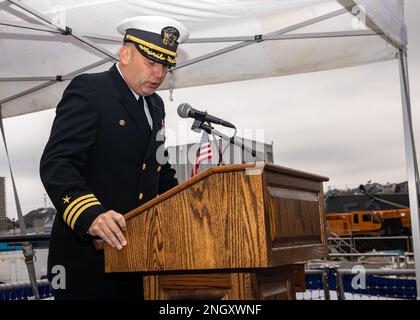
[0,108,39,299]
[398,48,420,299]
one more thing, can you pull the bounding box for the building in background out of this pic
[167,137,274,183]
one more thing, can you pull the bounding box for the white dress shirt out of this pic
[116,63,153,129]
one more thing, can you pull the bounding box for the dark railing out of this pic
[0,234,52,300]
[0,280,53,300]
[0,234,51,243]
[300,267,416,300]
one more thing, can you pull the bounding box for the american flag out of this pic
[191,131,213,177]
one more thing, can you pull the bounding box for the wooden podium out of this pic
[104,163,329,300]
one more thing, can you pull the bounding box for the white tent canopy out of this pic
[0,0,419,298]
[0,0,407,118]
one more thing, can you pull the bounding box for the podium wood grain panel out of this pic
[104,163,329,299]
[105,170,268,272]
[143,272,255,300]
[262,165,327,265]
[143,265,304,300]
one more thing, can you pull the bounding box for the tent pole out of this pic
[173,7,349,71]
[0,20,379,46]
[0,19,121,43]
[0,19,61,34]
[0,57,113,106]
[185,30,381,43]
[402,49,420,189]
[398,47,420,299]
[0,77,59,82]
[0,107,40,299]
[6,0,118,61]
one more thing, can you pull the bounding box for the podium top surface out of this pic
[124,162,328,221]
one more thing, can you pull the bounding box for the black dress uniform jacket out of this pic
[40,64,178,299]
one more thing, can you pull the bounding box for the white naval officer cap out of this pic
[116,16,189,67]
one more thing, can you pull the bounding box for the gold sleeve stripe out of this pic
[66,197,99,226]
[70,201,102,230]
[63,194,95,222]
[125,34,177,57]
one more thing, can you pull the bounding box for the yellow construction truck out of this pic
[326,208,412,237]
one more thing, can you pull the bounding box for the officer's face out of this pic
[120,44,168,96]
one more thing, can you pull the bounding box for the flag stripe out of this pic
[191,131,213,177]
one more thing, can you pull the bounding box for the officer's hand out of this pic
[87,210,127,250]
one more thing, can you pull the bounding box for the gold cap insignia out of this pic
[161,26,179,47]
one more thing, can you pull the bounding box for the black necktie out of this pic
[138,96,152,137]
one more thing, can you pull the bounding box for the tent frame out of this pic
[398,47,420,299]
[0,6,354,104]
[1,0,419,299]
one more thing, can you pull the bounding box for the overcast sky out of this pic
[1,1,419,220]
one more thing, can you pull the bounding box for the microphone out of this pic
[177,103,236,129]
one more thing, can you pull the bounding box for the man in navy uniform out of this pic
[40,16,189,300]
